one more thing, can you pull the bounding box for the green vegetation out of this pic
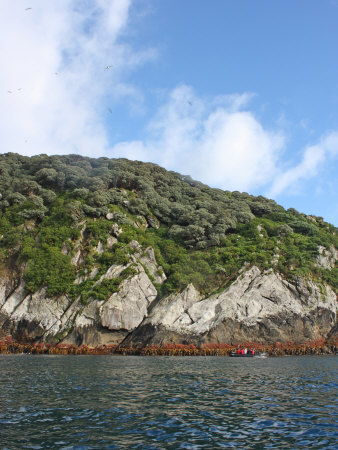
[0,153,336,300]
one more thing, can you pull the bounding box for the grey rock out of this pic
[134,247,166,284]
[129,240,142,251]
[111,223,122,237]
[71,244,83,266]
[316,245,337,270]
[146,216,160,229]
[0,260,336,348]
[94,241,104,254]
[126,266,337,346]
[100,266,157,331]
[107,236,117,248]
[135,216,148,228]
[98,264,127,283]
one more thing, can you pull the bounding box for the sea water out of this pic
[0,355,337,449]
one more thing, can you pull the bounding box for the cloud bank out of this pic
[0,0,151,156]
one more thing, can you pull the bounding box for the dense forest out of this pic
[0,152,337,304]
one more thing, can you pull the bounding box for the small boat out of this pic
[229,350,267,358]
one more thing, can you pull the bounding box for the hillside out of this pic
[0,153,337,351]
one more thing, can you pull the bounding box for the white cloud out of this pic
[0,0,153,157]
[111,85,338,197]
[110,85,285,192]
[1,2,336,203]
[269,132,338,197]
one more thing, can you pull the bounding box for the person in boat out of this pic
[243,348,247,354]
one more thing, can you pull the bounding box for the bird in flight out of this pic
[108,108,112,113]
[7,90,12,94]
[105,65,112,70]
[188,101,192,106]
[25,7,32,10]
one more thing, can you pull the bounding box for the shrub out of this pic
[24,247,76,296]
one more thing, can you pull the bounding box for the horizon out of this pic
[1,1,337,225]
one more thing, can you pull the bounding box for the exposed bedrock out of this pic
[0,255,159,346]
[123,266,337,347]
[0,262,337,347]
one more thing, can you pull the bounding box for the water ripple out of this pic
[0,355,337,448]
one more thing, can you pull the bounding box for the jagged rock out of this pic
[94,241,104,254]
[316,245,338,270]
[71,244,83,266]
[0,262,336,348]
[0,282,27,320]
[0,281,7,309]
[134,247,166,284]
[0,280,74,342]
[0,259,158,345]
[129,240,142,251]
[125,266,337,347]
[62,300,130,347]
[11,290,71,341]
[106,212,114,220]
[107,236,117,248]
[100,266,157,331]
[75,301,102,328]
[111,223,122,237]
[327,322,338,341]
[147,284,200,327]
[74,267,99,285]
[98,264,127,283]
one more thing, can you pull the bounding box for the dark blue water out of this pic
[0,355,337,449]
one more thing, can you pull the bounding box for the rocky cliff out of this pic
[0,240,336,349]
[124,265,337,347]
[0,154,337,350]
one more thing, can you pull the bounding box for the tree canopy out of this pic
[0,153,336,299]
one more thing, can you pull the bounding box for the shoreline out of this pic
[1,336,337,356]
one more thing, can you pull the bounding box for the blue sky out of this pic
[1,1,337,225]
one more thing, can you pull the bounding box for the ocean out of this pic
[0,355,337,449]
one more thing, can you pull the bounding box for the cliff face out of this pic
[125,266,337,347]
[0,154,337,349]
[0,245,336,348]
[0,242,161,347]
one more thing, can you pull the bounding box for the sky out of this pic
[1,1,338,225]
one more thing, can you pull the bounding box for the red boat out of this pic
[229,349,267,357]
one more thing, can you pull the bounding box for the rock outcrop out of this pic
[0,259,337,348]
[316,245,338,270]
[124,266,337,348]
